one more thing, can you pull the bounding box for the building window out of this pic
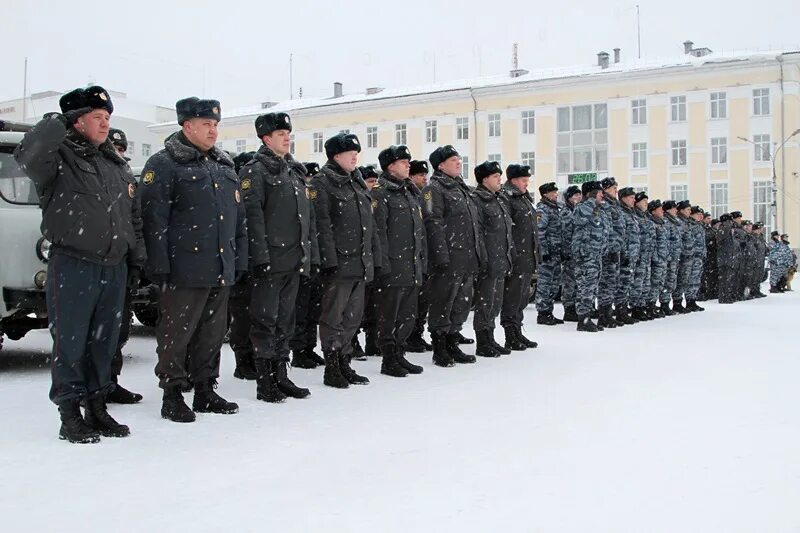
[632,142,647,169]
[631,98,647,125]
[635,186,648,195]
[289,134,295,155]
[520,151,535,172]
[487,154,502,164]
[710,92,727,119]
[215,141,223,149]
[556,103,608,174]
[487,113,501,137]
[128,141,135,156]
[671,139,687,166]
[709,183,728,218]
[456,117,469,140]
[753,88,770,116]
[394,124,407,145]
[235,139,246,153]
[313,132,323,153]
[521,110,535,135]
[753,180,772,231]
[710,137,727,165]
[461,156,469,181]
[670,95,687,122]
[754,134,771,161]
[142,143,151,157]
[366,127,377,148]
[425,120,438,143]
[670,184,689,202]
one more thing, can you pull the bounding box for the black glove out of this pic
[127,267,141,296]
[251,263,271,280]
[374,266,388,279]
[63,107,94,126]
[604,252,619,263]
[235,270,247,283]
[148,273,169,292]
[561,253,571,262]
[620,255,630,267]
[321,266,338,277]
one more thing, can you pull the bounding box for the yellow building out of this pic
[151,46,800,237]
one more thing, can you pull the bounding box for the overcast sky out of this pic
[3,0,799,111]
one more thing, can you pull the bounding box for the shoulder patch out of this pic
[424,190,433,201]
[142,171,154,185]
[309,189,318,201]
[241,178,251,190]
[371,199,378,210]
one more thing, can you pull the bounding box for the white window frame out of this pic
[520,151,535,172]
[366,127,377,149]
[753,180,773,233]
[754,134,771,162]
[487,113,501,137]
[670,95,687,122]
[632,142,647,169]
[425,120,438,143]
[313,132,323,153]
[456,117,469,140]
[235,139,246,153]
[671,139,687,167]
[710,92,727,119]
[142,143,152,157]
[289,134,295,155]
[710,137,727,165]
[461,156,470,181]
[753,88,770,116]
[395,124,407,145]
[339,129,350,134]
[631,98,647,125]
[127,141,135,156]
[709,182,728,218]
[521,110,535,135]
[556,103,608,174]
[670,184,689,202]
[487,153,502,163]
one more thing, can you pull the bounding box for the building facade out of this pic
[149,48,800,237]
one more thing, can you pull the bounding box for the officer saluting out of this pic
[140,97,247,423]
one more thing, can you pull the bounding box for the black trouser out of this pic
[249,272,300,363]
[376,286,419,350]
[228,279,253,363]
[47,253,127,404]
[360,283,377,336]
[155,286,230,389]
[111,293,133,379]
[501,270,533,328]
[473,275,505,332]
[289,273,322,351]
[319,278,365,355]
[427,271,474,335]
[411,274,430,338]
[700,265,718,299]
[718,264,737,303]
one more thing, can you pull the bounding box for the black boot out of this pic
[291,347,321,369]
[275,360,311,399]
[577,315,600,332]
[659,302,673,316]
[256,359,287,403]
[672,301,688,314]
[536,311,563,326]
[562,305,580,322]
[107,381,143,404]
[631,307,648,322]
[770,285,782,293]
[161,386,196,423]
[193,380,239,414]
[488,329,511,355]
[351,335,367,361]
[686,300,705,312]
[454,331,474,344]
[83,397,130,438]
[380,345,409,377]
[475,330,501,358]
[615,306,635,326]
[503,325,527,351]
[446,334,477,363]
[516,326,539,348]
[364,328,380,357]
[339,351,370,385]
[307,348,325,366]
[233,352,258,380]
[405,331,431,353]
[431,332,455,367]
[58,400,100,444]
[323,349,349,389]
[397,349,424,374]
[626,305,640,323]
[597,306,617,329]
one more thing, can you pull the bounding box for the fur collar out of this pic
[64,129,127,166]
[164,131,234,167]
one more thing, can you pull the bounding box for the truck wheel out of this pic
[133,304,159,328]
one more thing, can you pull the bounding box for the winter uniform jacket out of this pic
[311,162,380,282]
[705,225,718,266]
[635,209,655,262]
[572,197,607,259]
[560,201,577,260]
[371,173,426,287]
[664,214,683,263]
[690,220,706,259]
[536,197,563,262]
[620,204,642,264]
[139,131,247,288]
[14,116,145,267]
[650,214,670,263]
[601,193,625,257]
[472,185,514,278]
[677,214,696,259]
[501,182,540,273]
[240,145,319,276]
[768,241,794,269]
[422,171,485,275]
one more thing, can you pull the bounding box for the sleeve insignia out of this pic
[241,178,251,190]
[142,171,154,185]
[424,190,433,201]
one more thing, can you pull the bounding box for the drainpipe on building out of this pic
[778,54,786,232]
[470,88,479,182]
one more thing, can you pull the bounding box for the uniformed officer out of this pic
[15,86,145,443]
[422,145,485,366]
[353,165,381,360]
[371,145,426,376]
[535,182,564,325]
[720,211,748,303]
[560,185,582,322]
[750,222,768,298]
[631,191,654,321]
[647,200,670,318]
[290,162,326,369]
[406,159,433,352]
[499,164,539,349]
[312,133,380,388]
[699,214,719,301]
[671,199,695,312]
[615,187,641,325]
[597,177,625,328]
[471,161,514,358]
[140,97,246,423]
[685,206,707,310]
[660,200,682,314]
[241,112,317,403]
[572,180,607,332]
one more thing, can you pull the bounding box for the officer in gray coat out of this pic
[671,200,695,312]
[597,177,625,328]
[140,97,246,423]
[471,161,515,358]
[661,200,683,314]
[631,191,654,321]
[685,206,707,310]
[422,145,485,367]
[535,182,564,325]
[614,187,641,325]
[648,200,670,317]
[572,180,607,332]
[560,185,582,322]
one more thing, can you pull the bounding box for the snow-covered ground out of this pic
[1,290,798,533]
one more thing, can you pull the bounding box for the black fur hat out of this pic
[601,176,617,189]
[564,185,581,200]
[378,145,412,171]
[647,199,663,212]
[662,200,677,211]
[429,145,459,170]
[720,213,732,222]
[176,97,221,125]
[409,160,429,176]
[506,164,532,180]
[359,165,379,180]
[690,205,703,215]
[325,133,361,159]
[108,128,128,151]
[753,221,764,230]
[618,187,635,199]
[474,161,503,182]
[59,85,114,117]
[711,219,719,225]
[304,162,321,177]
[677,200,692,210]
[581,180,602,195]
[634,191,649,203]
[233,151,256,173]
[538,182,558,195]
[730,211,743,219]
[255,112,292,137]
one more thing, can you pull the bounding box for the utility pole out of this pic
[289,53,293,100]
[636,5,641,59]
[22,57,28,121]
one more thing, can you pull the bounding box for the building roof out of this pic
[151,48,800,129]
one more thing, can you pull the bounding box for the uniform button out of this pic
[214,183,219,189]
[221,279,226,285]
[193,246,199,252]
[299,268,304,273]
[219,248,224,253]
[192,176,197,180]
[219,215,224,220]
